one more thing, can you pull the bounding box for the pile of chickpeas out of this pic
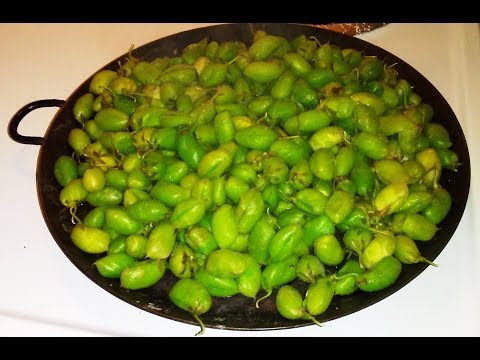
[53,30,459,335]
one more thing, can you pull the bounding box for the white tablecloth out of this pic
[0,23,478,337]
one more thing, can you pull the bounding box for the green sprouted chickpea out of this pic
[53,29,461,335]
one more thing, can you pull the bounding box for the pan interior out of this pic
[36,23,470,331]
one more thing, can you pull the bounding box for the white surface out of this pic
[0,23,479,337]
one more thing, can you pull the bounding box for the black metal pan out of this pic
[7,23,471,331]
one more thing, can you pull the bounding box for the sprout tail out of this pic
[420,257,439,267]
[69,206,82,225]
[306,314,323,327]
[255,290,272,309]
[193,313,206,336]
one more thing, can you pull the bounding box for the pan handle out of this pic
[8,99,65,146]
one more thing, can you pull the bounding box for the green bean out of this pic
[94,253,137,278]
[60,178,88,208]
[160,64,197,85]
[71,224,110,254]
[212,204,238,249]
[357,256,402,292]
[185,226,218,256]
[271,70,296,99]
[293,80,318,108]
[337,206,369,232]
[235,188,265,234]
[422,187,451,224]
[309,126,345,150]
[313,179,334,197]
[191,178,214,210]
[276,285,307,320]
[237,255,262,298]
[205,249,247,278]
[83,207,105,229]
[84,120,103,141]
[170,198,206,230]
[303,215,335,247]
[353,104,379,134]
[305,68,334,89]
[146,222,176,259]
[197,211,213,232]
[400,213,438,241]
[247,215,275,265]
[273,200,296,217]
[178,172,199,191]
[352,133,389,160]
[351,92,385,116]
[225,176,250,204]
[436,148,460,171]
[360,233,397,269]
[73,93,94,124]
[105,207,142,235]
[94,108,129,132]
[125,199,168,223]
[110,77,137,96]
[123,188,150,208]
[89,70,118,95]
[342,228,372,257]
[394,235,437,266]
[305,277,334,316]
[309,149,336,181]
[323,96,355,119]
[214,111,235,145]
[284,52,312,77]
[268,224,304,263]
[426,123,452,149]
[68,128,91,155]
[162,160,189,184]
[232,145,249,165]
[230,163,257,185]
[169,243,197,279]
[127,168,152,190]
[212,176,227,207]
[373,159,411,185]
[197,149,233,179]
[266,98,303,126]
[244,60,285,83]
[294,188,327,215]
[397,190,433,213]
[259,255,299,306]
[125,234,147,259]
[215,103,247,116]
[177,131,206,170]
[269,138,312,168]
[334,259,365,296]
[194,269,239,297]
[325,190,355,224]
[235,125,278,151]
[169,278,211,336]
[297,254,326,284]
[263,157,289,185]
[335,147,356,177]
[378,114,410,136]
[54,156,79,187]
[373,182,409,217]
[277,208,308,228]
[314,234,345,266]
[359,57,383,82]
[289,159,313,190]
[247,95,274,118]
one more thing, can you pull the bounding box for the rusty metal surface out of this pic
[316,23,389,36]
